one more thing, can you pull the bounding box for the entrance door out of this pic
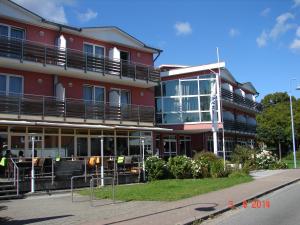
[77,137,88,157]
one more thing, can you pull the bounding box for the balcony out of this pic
[221,88,262,113]
[0,93,155,125]
[223,120,256,134]
[0,36,160,88]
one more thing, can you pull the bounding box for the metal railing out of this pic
[0,36,160,83]
[223,120,257,134]
[221,88,262,112]
[10,158,19,196]
[0,92,155,123]
[90,176,115,206]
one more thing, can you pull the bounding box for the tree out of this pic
[257,92,299,157]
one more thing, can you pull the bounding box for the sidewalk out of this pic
[1,169,300,225]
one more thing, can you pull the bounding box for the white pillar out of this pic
[100,137,104,186]
[213,131,218,155]
[31,136,35,193]
[141,138,145,181]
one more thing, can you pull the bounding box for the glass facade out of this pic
[155,74,217,124]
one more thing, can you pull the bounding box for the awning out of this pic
[114,125,173,132]
[0,120,114,129]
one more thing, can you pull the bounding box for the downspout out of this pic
[153,51,161,63]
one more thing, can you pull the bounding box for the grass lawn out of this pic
[78,176,253,201]
[283,159,300,169]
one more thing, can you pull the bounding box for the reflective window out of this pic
[182,97,198,111]
[162,80,179,96]
[181,80,198,95]
[200,96,210,111]
[163,98,180,112]
[155,98,162,113]
[0,75,6,95]
[199,80,213,94]
[201,112,211,121]
[182,112,199,122]
[163,113,182,124]
[9,76,22,95]
[0,25,9,37]
[11,28,24,39]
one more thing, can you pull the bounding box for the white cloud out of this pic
[269,12,295,40]
[174,22,192,36]
[261,8,271,17]
[256,30,268,47]
[290,39,300,50]
[77,9,98,23]
[293,0,300,8]
[13,0,68,24]
[229,28,240,37]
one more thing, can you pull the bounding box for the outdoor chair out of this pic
[124,156,133,172]
[116,156,125,172]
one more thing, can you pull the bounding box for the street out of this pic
[202,181,300,225]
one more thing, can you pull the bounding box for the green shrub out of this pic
[210,159,229,178]
[228,171,249,178]
[271,161,288,169]
[145,156,167,181]
[191,159,210,178]
[231,145,256,167]
[167,156,193,179]
[193,151,218,162]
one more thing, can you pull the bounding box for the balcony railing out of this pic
[0,36,160,83]
[223,120,256,134]
[0,93,154,123]
[221,88,262,112]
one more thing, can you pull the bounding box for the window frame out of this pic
[109,88,131,105]
[0,73,24,96]
[83,42,106,58]
[83,84,105,103]
[0,23,25,39]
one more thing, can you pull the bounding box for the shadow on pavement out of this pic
[1,215,74,225]
[195,203,217,212]
[105,202,218,225]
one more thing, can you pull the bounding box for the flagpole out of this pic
[216,47,226,170]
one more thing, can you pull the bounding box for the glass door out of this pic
[77,137,88,157]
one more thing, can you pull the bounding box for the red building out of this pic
[0,0,166,159]
[155,62,260,158]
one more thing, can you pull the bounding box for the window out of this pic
[182,112,199,122]
[83,85,105,102]
[200,96,210,111]
[182,97,198,111]
[109,89,130,106]
[120,51,130,62]
[84,43,104,58]
[0,74,23,96]
[181,80,198,95]
[162,80,179,96]
[155,98,162,113]
[0,24,24,39]
[163,98,180,112]
[163,113,182,124]
[199,80,214,94]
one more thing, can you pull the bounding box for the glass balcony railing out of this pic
[0,93,155,123]
[0,36,160,83]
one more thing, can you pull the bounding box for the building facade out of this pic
[155,62,261,158]
[0,0,166,159]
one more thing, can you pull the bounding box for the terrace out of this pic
[0,93,155,125]
[221,88,262,113]
[0,36,160,88]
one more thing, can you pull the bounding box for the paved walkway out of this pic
[1,169,300,225]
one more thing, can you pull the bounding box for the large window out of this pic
[0,24,25,39]
[0,74,23,96]
[155,75,217,124]
[84,43,105,58]
[83,85,105,102]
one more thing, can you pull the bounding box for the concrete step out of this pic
[0,194,22,200]
[0,189,17,195]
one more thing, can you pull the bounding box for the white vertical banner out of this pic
[210,81,218,132]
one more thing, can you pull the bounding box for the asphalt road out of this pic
[202,181,300,225]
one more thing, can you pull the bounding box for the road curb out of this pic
[180,177,300,225]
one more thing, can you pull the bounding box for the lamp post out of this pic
[289,79,299,169]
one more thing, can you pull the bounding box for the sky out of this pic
[12,0,300,100]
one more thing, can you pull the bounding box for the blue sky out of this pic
[13,0,300,100]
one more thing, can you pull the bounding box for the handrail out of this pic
[0,36,160,83]
[90,176,115,206]
[10,158,19,196]
[223,119,257,134]
[71,174,94,202]
[0,92,155,123]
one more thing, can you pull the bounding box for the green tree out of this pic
[257,92,299,157]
